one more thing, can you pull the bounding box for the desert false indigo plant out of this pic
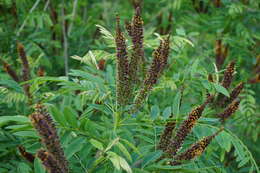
[30,104,68,173]
[115,6,170,112]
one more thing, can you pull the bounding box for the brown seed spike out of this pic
[125,20,132,37]
[18,146,35,163]
[128,6,145,84]
[215,40,223,70]
[160,35,170,72]
[2,61,20,82]
[170,128,223,165]
[115,15,131,105]
[157,120,176,151]
[218,100,240,122]
[222,82,244,106]
[17,42,31,99]
[131,37,170,113]
[166,96,212,156]
[17,42,30,81]
[37,150,64,173]
[30,108,68,173]
[221,61,235,89]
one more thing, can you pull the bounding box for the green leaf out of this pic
[34,158,46,173]
[121,138,142,156]
[172,91,181,116]
[107,151,132,173]
[162,106,172,119]
[213,83,230,97]
[105,137,120,152]
[63,106,78,128]
[107,152,121,170]
[0,115,29,127]
[17,162,31,173]
[151,105,160,120]
[118,155,132,173]
[238,157,250,168]
[190,59,200,76]
[90,139,104,150]
[142,151,163,168]
[201,79,212,90]
[69,69,105,85]
[49,106,67,126]
[13,131,38,138]
[116,142,132,162]
[65,137,86,159]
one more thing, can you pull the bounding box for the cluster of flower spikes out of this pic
[115,6,171,112]
[214,61,244,122]
[170,128,224,165]
[156,60,244,165]
[1,42,32,99]
[161,95,214,157]
[157,91,241,165]
[30,104,68,173]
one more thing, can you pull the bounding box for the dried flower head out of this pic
[215,40,228,69]
[166,95,213,156]
[17,42,30,81]
[221,61,235,89]
[128,6,145,83]
[17,42,31,99]
[170,128,223,165]
[218,100,240,122]
[30,106,68,172]
[157,120,176,151]
[115,15,131,105]
[18,146,35,163]
[2,60,20,82]
[132,37,170,112]
[125,20,133,37]
[221,82,244,107]
[37,150,64,173]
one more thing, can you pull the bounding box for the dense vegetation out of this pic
[0,0,259,173]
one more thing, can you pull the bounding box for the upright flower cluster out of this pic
[165,95,213,155]
[157,120,176,152]
[170,128,223,165]
[37,150,64,173]
[115,6,171,109]
[127,7,145,83]
[115,15,131,105]
[30,104,68,173]
[222,82,244,106]
[157,95,225,165]
[17,42,30,82]
[221,61,235,89]
[218,100,240,122]
[132,36,170,112]
[17,42,31,99]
